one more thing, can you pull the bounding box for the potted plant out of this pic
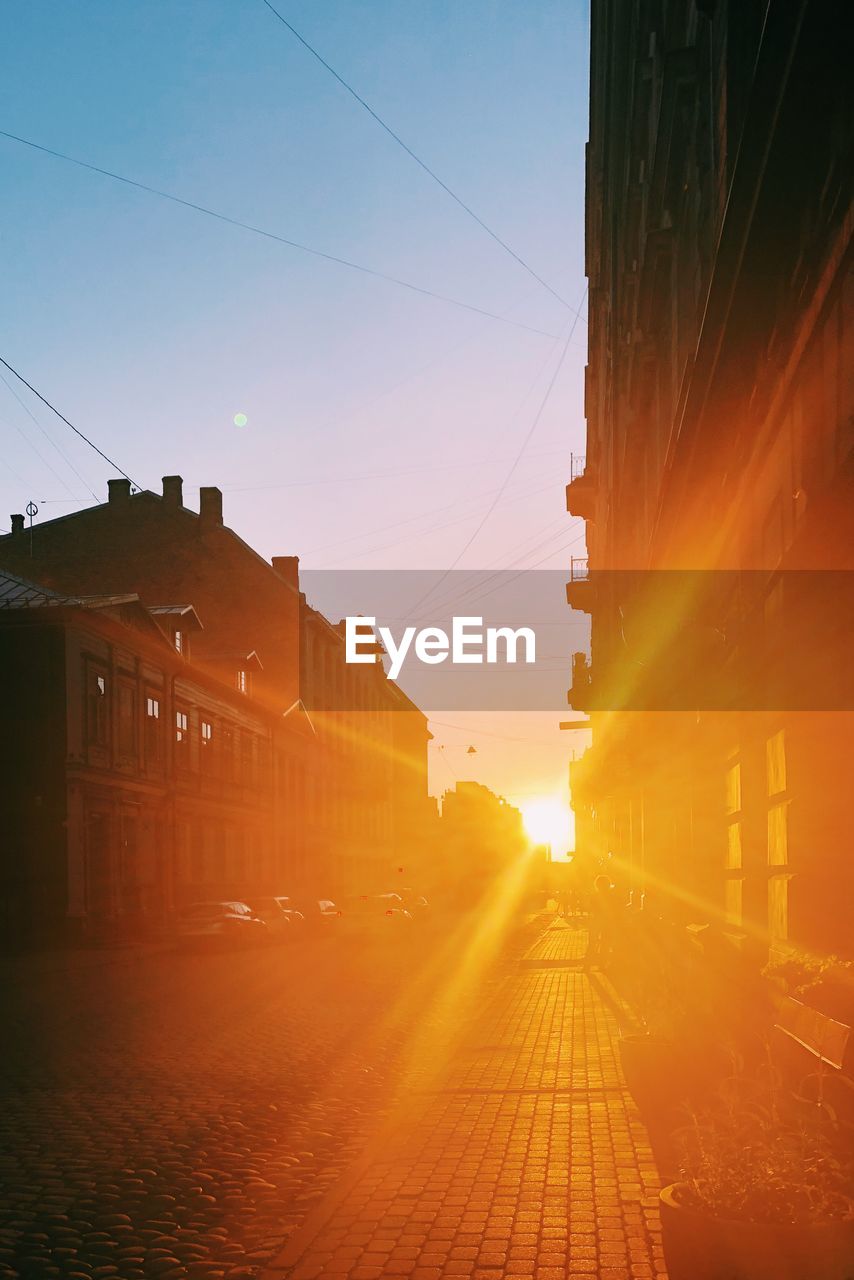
[618,918,727,1114]
[661,1067,854,1280]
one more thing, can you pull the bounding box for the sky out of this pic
[1,0,591,830]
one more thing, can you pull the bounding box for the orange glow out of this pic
[521,794,572,854]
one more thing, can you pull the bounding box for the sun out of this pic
[521,796,573,855]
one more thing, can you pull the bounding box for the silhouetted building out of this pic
[0,569,309,944]
[572,1,853,954]
[438,782,526,906]
[0,480,432,939]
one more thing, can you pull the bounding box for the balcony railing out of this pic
[567,650,592,712]
[566,455,596,520]
[569,557,589,581]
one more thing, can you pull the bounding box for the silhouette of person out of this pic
[585,874,617,968]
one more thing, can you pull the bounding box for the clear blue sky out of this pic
[2,0,591,809]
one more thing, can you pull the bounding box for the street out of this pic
[0,915,666,1279]
[0,927,463,1279]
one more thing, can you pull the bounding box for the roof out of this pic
[0,486,297,590]
[282,698,318,737]
[0,568,300,729]
[202,648,264,670]
[0,569,137,611]
[148,604,204,631]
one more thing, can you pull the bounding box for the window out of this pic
[241,733,254,784]
[723,757,743,920]
[768,804,788,867]
[724,763,741,815]
[766,730,788,937]
[725,880,743,927]
[221,725,236,781]
[86,668,109,746]
[175,708,189,753]
[118,683,137,757]
[145,695,162,765]
[768,876,789,941]
[726,823,742,870]
[766,730,786,796]
[174,629,185,654]
[236,669,248,694]
[201,720,213,753]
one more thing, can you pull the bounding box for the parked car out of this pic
[341,894,414,936]
[244,896,305,938]
[291,898,342,930]
[393,888,431,918]
[176,901,270,948]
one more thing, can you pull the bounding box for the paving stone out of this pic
[271,918,666,1279]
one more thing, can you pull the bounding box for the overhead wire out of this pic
[259,0,577,314]
[430,718,572,745]
[0,370,99,501]
[409,285,586,619]
[182,449,569,496]
[0,355,138,487]
[418,524,586,622]
[0,407,84,501]
[313,476,562,567]
[0,129,557,340]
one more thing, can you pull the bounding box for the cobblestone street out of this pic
[265,917,665,1280]
[0,926,485,1280]
[0,915,665,1280]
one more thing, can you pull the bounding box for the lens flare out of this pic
[233,412,248,428]
[521,796,572,852]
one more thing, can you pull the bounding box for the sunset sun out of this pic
[521,796,573,856]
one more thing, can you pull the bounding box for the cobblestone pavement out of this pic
[0,920,541,1280]
[265,918,667,1280]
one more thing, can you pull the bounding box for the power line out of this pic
[0,371,99,501]
[0,128,557,340]
[410,285,586,618]
[0,356,138,488]
[0,406,81,502]
[419,524,585,622]
[430,718,567,745]
[185,450,569,495]
[313,477,560,568]
[259,0,577,314]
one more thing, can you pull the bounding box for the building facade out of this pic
[0,481,433,941]
[0,571,293,944]
[438,782,527,907]
[571,0,853,955]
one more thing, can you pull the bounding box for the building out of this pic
[572,1,853,955]
[0,569,304,944]
[438,782,527,906]
[297,606,433,892]
[0,479,433,939]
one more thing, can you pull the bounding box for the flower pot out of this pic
[619,1033,687,1113]
[619,1035,688,1179]
[660,1182,854,1280]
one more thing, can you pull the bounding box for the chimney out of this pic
[10,513,25,535]
[162,475,184,507]
[199,486,223,527]
[108,478,131,504]
[272,555,300,590]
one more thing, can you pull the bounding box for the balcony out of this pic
[567,651,592,712]
[565,557,594,613]
[565,453,597,521]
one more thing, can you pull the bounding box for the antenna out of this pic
[25,501,38,557]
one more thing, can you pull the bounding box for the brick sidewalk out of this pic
[263,918,666,1280]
